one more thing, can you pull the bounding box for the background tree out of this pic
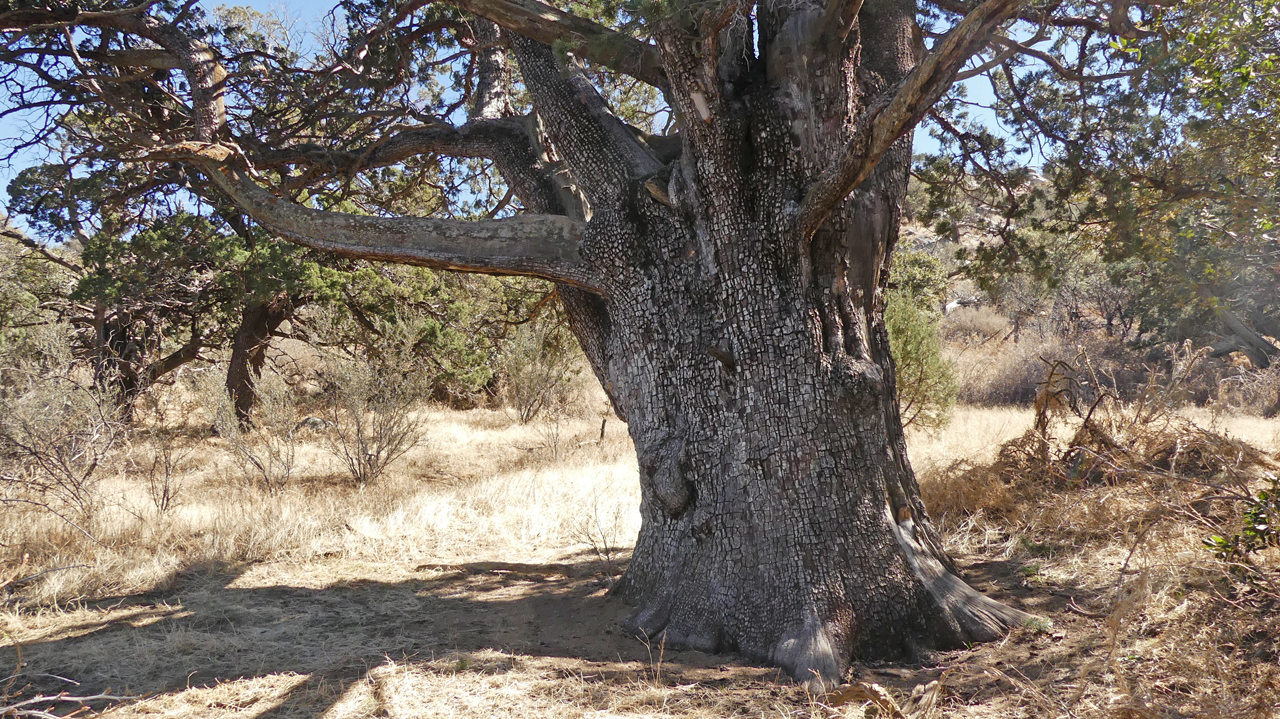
[885,247,956,429]
[914,0,1280,373]
[0,0,1175,685]
[6,162,236,416]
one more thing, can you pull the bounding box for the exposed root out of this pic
[769,614,844,690]
[892,512,1038,643]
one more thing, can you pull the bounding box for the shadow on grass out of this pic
[1,555,771,718]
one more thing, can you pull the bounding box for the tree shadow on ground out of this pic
[2,551,1092,718]
[1,554,786,718]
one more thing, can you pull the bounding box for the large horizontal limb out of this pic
[448,0,668,89]
[172,148,601,291]
[797,0,1023,240]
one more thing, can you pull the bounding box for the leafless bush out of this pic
[134,428,190,513]
[979,345,1270,489]
[320,354,426,486]
[0,367,120,539]
[212,367,298,493]
[130,388,193,513]
[948,335,1068,405]
[1213,366,1280,416]
[948,333,1158,407]
[498,313,585,424]
[940,305,1008,343]
[569,483,629,575]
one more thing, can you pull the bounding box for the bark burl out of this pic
[45,0,1036,686]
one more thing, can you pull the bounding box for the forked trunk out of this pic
[533,8,1033,681]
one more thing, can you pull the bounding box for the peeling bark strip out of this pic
[0,0,1071,687]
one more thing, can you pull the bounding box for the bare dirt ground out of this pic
[3,406,1279,718]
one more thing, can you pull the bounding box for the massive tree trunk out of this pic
[504,14,1029,684]
[56,0,1032,687]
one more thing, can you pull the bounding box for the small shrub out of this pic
[887,291,957,429]
[1213,366,1280,415]
[321,352,426,486]
[1203,476,1280,582]
[135,428,190,513]
[570,483,629,575]
[131,386,193,513]
[498,309,584,424]
[0,367,120,537]
[887,249,956,430]
[213,367,299,493]
[941,305,1008,342]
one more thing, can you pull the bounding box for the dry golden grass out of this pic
[2,393,1278,719]
[4,406,642,604]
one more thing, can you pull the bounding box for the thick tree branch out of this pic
[449,0,667,89]
[1,225,83,274]
[250,114,568,216]
[86,48,182,69]
[469,18,512,120]
[253,117,511,173]
[510,36,661,207]
[797,0,1024,240]
[179,152,599,289]
[142,331,207,385]
[1215,302,1278,369]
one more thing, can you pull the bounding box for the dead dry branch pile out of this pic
[927,350,1278,518]
[915,351,1280,717]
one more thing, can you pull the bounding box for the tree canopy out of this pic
[915,0,1280,363]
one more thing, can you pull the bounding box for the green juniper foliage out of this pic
[886,249,956,430]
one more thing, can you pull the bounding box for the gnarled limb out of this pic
[796,0,1023,240]
[510,36,663,207]
[191,160,602,291]
[0,6,229,141]
[251,117,529,174]
[248,116,565,213]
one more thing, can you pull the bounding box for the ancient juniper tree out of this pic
[0,0,1166,683]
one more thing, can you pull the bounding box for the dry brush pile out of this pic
[918,350,1280,717]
